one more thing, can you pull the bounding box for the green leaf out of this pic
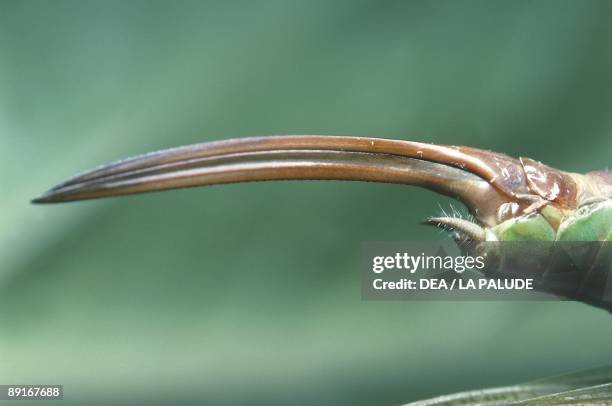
[406,365,612,405]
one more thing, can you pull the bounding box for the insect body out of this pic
[33,136,612,309]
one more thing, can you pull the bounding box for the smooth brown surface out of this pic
[33,135,592,226]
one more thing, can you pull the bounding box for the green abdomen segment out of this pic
[491,201,611,242]
[487,201,611,311]
[493,214,556,242]
[557,201,612,242]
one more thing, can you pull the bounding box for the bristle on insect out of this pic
[425,216,486,242]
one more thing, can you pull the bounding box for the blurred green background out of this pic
[1,0,611,404]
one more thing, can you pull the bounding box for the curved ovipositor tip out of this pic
[32,135,541,226]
